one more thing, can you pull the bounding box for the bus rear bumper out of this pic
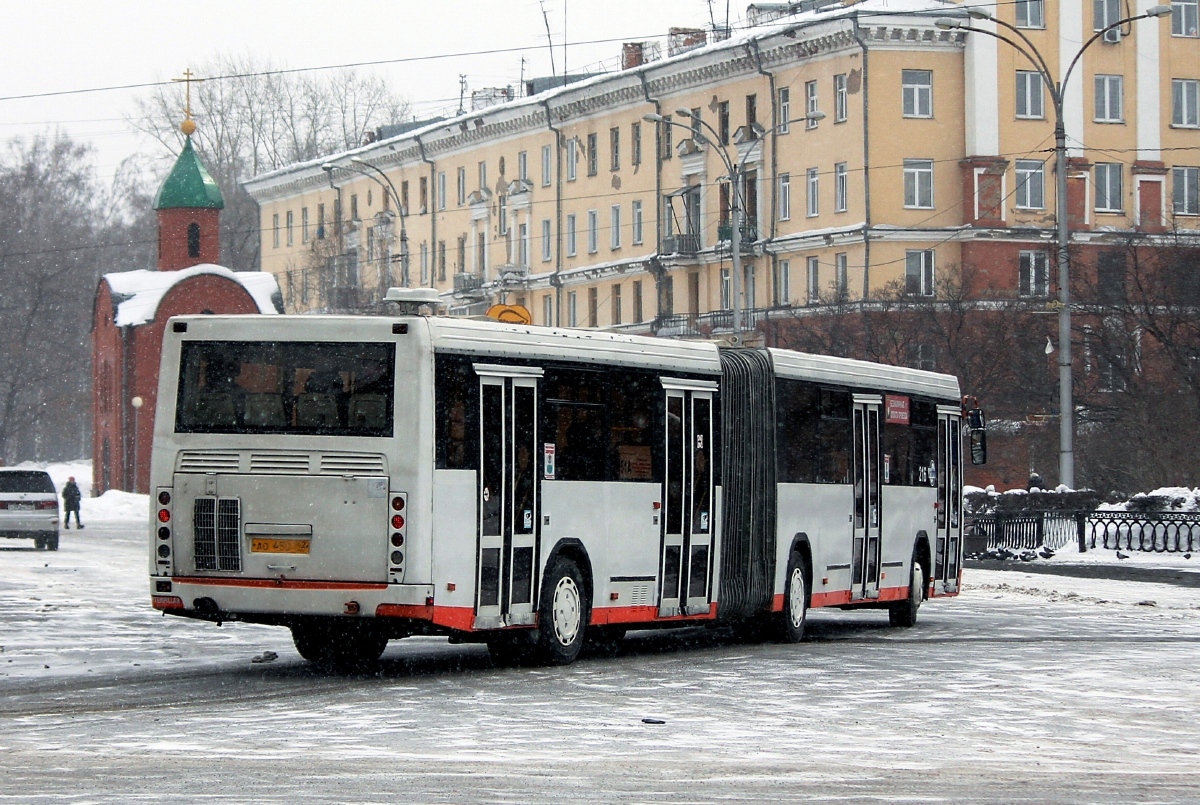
[152,576,435,622]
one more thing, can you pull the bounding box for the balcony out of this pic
[717,222,758,243]
[662,233,702,255]
[453,272,485,296]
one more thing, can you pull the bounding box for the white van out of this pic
[0,470,60,550]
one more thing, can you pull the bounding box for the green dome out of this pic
[153,137,224,210]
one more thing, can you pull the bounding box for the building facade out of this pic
[244,0,1199,486]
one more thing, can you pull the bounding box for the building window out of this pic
[542,144,553,186]
[632,200,644,244]
[568,291,578,327]
[1174,166,1200,214]
[1094,74,1124,122]
[806,168,819,217]
[457,167,466,205]
[438,240,446,281]
[587,132,598,176]
[1094,0,1122,32]
[779,173,791,220]
[400,181,409,214]
[317,203,325,239]
[478,161,487,191]
[609,127,620,172]
[542,219,553,261]
[903,159,934,208]
[187,222,201,258]
[1016,71,1045,118]
[419,176,429,214]
[633,280,644,323]
[543,294,554,326]
[1173,79,1200,126]
[587,209,599,253]
[1019,251,1050,296]
[835,162,848,212]
[272,213,280,248]
[285,210,294,247]
[718,101,730,144]
[1098,251,1127,303]
[420,241,429,284]
[834,74,848,122]
[746,93,758,133]
[517,223,528,267]
[778,87,791,133]
[1173,0,1199,35]
[905,250,935,296]
[689,108,702,141]
[301,207,309,244]
[612,284,622,325]
[805,81,819,127]
[719,268,731,310]
[835,253,849,300]
[660,115,673,159]
[498,195,508,235]
[777,259,791,305]
[631,122,642,166]
[1015,159,1046,209]
[566,214,577,256]
[908,344,937,372]
[611,205,622,249]
[902,70,932,118]
[438,172,447,210]
[806,257,820,304]
[1095,162,1124,212]
[567,139,578,180]
[518,150,528,182]
[744,264,756,310]
[367,227,376,263]
[1016,0,1045,27]
[588,287,598,327]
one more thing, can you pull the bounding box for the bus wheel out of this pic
[292,622,388,671]
[889,560,924,628]
[531,556,588,666]
[775,554,809,643]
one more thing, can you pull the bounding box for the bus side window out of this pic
[607,369,659,482]
[435,355,478,470]
[776,379,820,484]
[817,389,851,484]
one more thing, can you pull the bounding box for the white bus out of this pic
[149,292,983,668]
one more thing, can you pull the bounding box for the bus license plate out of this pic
[250,538,311,554]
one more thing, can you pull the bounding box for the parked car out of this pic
[0,469,60,550]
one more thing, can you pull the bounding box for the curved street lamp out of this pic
[323,158,411,288]
[935,4,1170,489]
[644,108,824,335]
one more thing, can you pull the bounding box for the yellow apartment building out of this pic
[244,0,1198,341]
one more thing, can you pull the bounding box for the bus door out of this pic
[475,365,543,629]
[934,407,963,595]
[851,396,883,600]
[659,379,717,618]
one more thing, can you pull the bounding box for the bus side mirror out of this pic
[969,429,987,466]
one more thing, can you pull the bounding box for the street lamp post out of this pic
[323,159,410,288]
[643,109,824,337]
[130,395,143,494]
[936,5,1170,489]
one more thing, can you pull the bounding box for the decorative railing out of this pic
[662,233,702,254]
[968,510,1200,554]
[717,222,758,242]
[453,272,485,295]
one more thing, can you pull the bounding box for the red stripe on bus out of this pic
[591,602,718,625]
[804,586,910,609]
[171,577,389,591]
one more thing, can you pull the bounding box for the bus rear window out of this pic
[175,341,394,437]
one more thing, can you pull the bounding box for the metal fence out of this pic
[968,510,1200,554]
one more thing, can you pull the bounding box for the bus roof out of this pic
[426,316,723,376]
[768,348,960,401]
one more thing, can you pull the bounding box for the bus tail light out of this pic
[388,492,407,583]
[158,509,171,523]
[155,487,174,574]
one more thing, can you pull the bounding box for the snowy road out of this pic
[2,521,1199,803]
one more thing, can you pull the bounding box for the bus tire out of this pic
[530,556,588,666]
[889,560,923,628]
[775,553,809,643]
[292,621,388,671]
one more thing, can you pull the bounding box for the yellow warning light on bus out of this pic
[486,304,532,325]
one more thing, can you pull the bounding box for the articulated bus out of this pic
[148,292,984,668]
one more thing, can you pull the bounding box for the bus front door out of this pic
[477,372,540,629]
[934,409,963,595]
[659,385,715,618]
[852,398,883,600]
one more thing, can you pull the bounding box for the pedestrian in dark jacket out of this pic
[62,477,83,529]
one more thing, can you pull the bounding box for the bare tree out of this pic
[129,55,411,272]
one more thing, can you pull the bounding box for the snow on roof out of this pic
[103,264,282,327]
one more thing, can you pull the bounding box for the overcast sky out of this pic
[0,1,720,182]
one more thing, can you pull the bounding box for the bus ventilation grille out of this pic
[194,497,242,572]
[319,453,386,475]
[249,453,311,474]
[178,451,240,473]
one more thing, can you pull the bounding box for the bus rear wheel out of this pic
[529,556,589,666]
[889,560,924,628]
[292,621,388,671]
